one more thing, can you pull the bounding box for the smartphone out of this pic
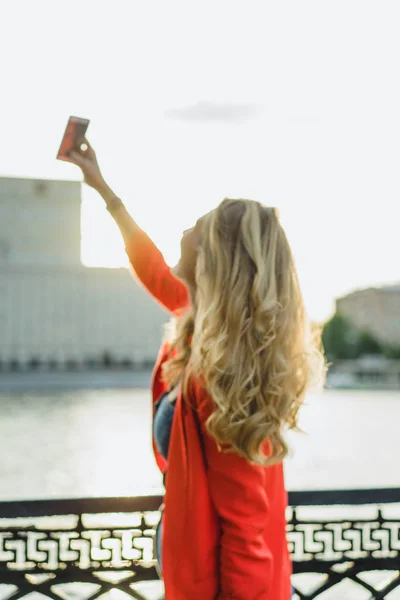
[56,116,90,161]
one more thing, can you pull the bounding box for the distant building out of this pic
[0,177,169,369]
[336,284,400,347]
[0,177,82,266]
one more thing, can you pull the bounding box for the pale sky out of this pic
[1,0,399,323]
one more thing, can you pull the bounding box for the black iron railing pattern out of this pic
[0,489,399,599]
[288,489,400,599]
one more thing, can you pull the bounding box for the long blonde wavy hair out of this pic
[162,198,327,466]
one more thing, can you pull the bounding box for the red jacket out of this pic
[126,230,292,600]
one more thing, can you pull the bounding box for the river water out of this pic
[1,383,400,599]
[1,384,399,501]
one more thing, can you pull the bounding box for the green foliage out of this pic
[322,312,387,361]
[322,313,359,360]
[356,331,382,355]
[382,344,400,359]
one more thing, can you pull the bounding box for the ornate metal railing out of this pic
[1,488,399,599]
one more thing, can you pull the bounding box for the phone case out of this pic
[57,116,90,161]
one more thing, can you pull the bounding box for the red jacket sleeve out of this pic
[125,230,190,315]
[197,390,273,599]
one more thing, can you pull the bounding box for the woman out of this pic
[67,140,326,599]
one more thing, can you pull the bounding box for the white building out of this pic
[0,177,169,369]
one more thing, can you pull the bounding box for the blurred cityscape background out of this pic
[0,176,398,390]
[1,3,400,596]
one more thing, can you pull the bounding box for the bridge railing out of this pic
[1,488,399,599]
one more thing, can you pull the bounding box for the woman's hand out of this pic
[67,139,108,193]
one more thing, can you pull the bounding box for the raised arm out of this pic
[67,140,190,315]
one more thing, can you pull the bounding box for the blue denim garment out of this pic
[153,392,175,572]
[153,391,176,460]
[156,516,163,571]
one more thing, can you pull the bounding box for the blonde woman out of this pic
[68,140,326,600]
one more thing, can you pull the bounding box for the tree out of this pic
[322,313,359,360]
[322,313,385,360]
[382,344,400,359]
[356,331,382,356]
